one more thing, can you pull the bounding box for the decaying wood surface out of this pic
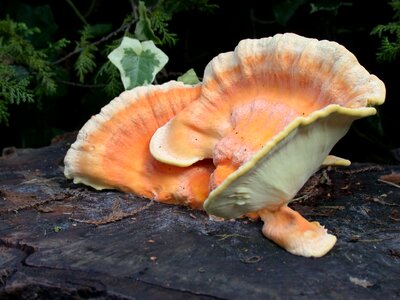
[1,133,399,299]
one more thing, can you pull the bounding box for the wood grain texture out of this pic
[1,133,399,299]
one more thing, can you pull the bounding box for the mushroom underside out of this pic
[203,106,376,257]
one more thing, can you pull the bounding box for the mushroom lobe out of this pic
[150,33,385,171]
[150,33,386,257]
[64,81,214,209]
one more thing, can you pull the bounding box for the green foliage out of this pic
[0,101,10,124]
[155,0,218,13]
[0,63,33,123]
[138,0,217,46]
[371,0,400,62]
[96,61,123,97]
[0,17,66,124]
[135,1,163,44]
[75,24,112,83]
[75,44,97,83]
[177,68,201,85]
[390,0,400,19]
[108,37,168,89]
[0,0,217,126]
[0,64,33,104]
[149,9,177,46]
[309,1,352,15]
[272,0,308,26]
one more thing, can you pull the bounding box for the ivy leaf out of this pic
[107,37,168,89]
[177,68,201,85]
[134,1,162,44]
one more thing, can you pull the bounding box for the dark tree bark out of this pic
[1,133,399,299]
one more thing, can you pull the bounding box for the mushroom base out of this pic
[258,206,337,257]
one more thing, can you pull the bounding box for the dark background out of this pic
[0,0,399,163]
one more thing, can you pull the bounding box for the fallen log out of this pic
[1,133,399,299]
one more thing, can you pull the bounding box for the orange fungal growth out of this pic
[64,33,386,258]
[150,33,384,172]
[64,81,214,209]
[150,33,385,257]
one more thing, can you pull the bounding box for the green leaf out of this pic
[14,4,57,47]
[376,37,400,62]
[0,100,10,125]
[84,23,112,39]
[96,61,124,97]
[309,1,352,15]
[107,37,168,90]
[371,23,400,37]
[150,10,178,46]
[390,0,400,20]
[75,44,97,83]
[177,68,200,85]
[134,1,162,44]
[273,0,308,26]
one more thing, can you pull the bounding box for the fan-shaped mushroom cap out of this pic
[150,33,385,257]
[150,33,384,169]
[203,106,376,218]
[64,81,214,209]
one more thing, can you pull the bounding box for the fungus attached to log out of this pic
[150,33,386,257]
[64,81,214,209]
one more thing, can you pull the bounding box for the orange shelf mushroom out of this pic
[150,33,386,257]
[64,81,214,209]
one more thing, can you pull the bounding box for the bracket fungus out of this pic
[150,33,386,257]
[64,81,214,209]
